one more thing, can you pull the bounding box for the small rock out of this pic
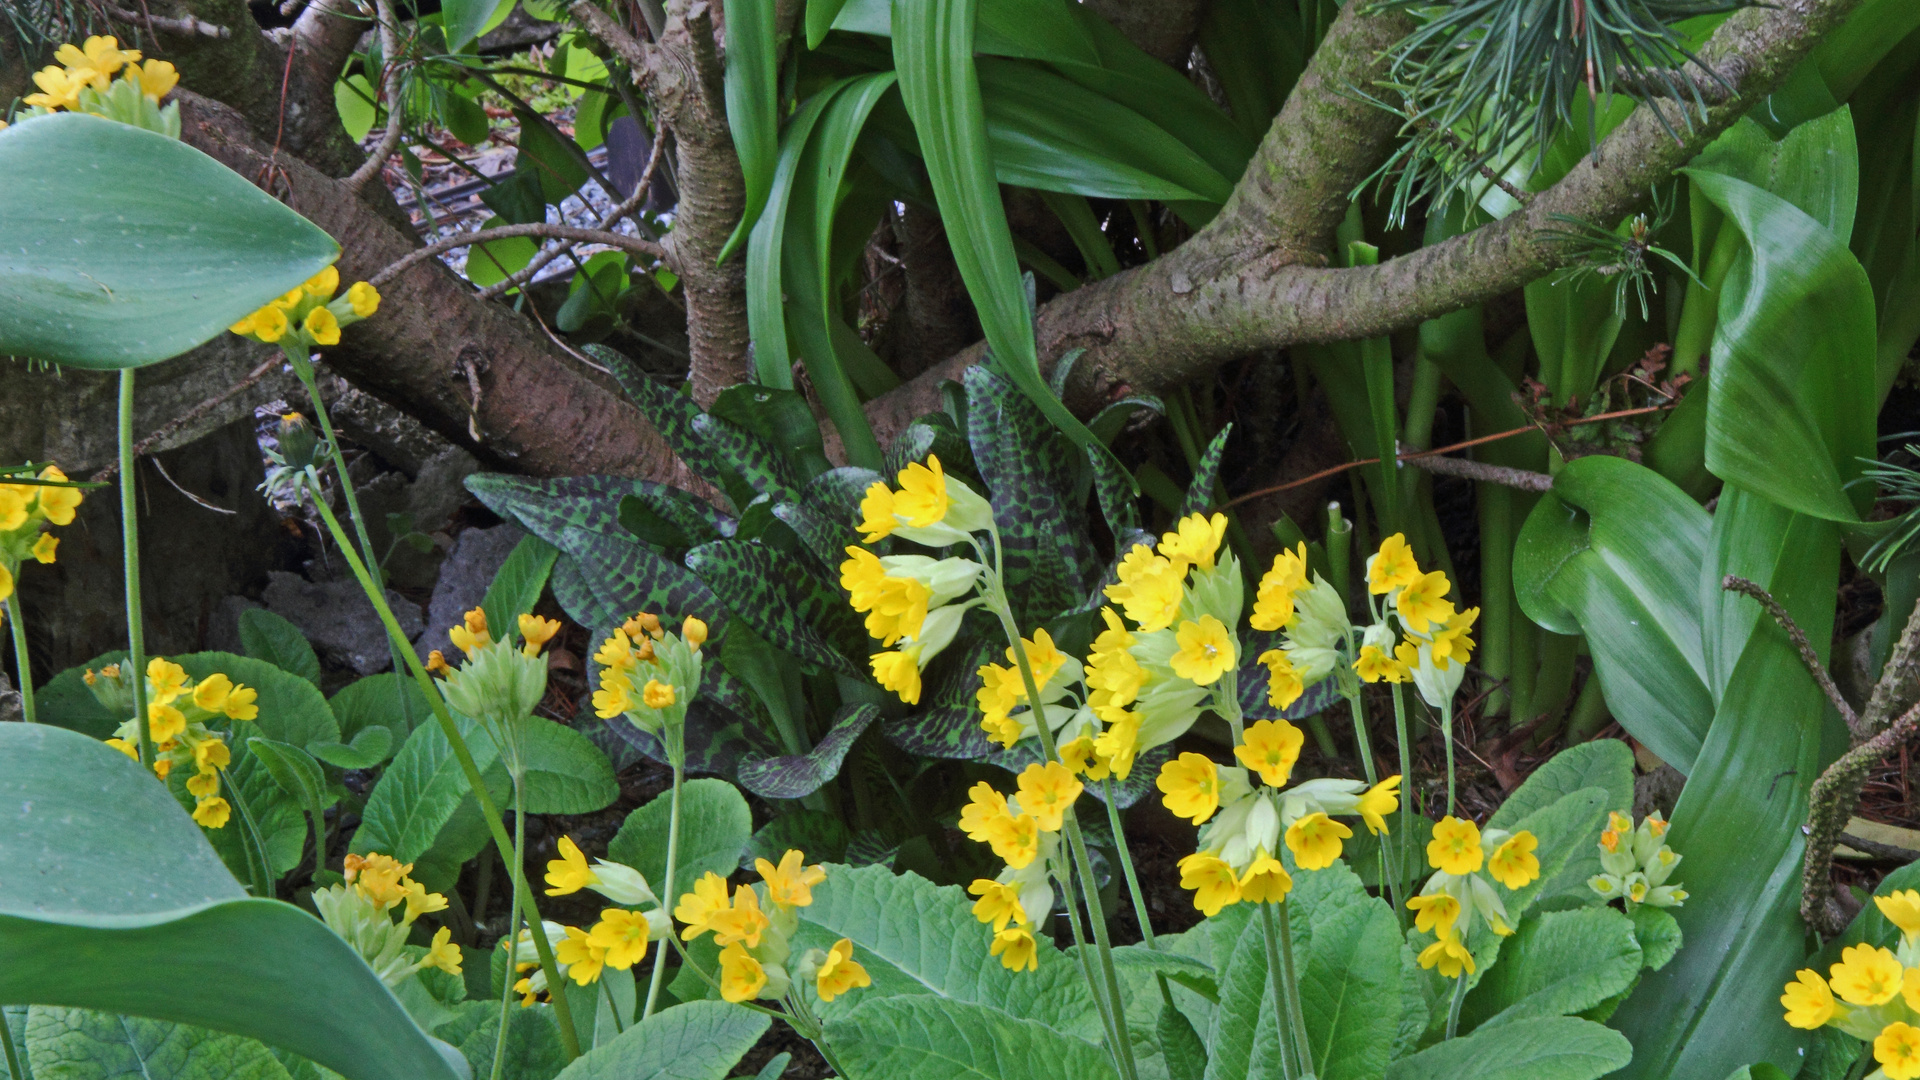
[206,595,264,655]
[0,671,22,724]
[408,447,483,535]
[414,524,527,661]
[1633,764,1686,820]
[262,570,423,676]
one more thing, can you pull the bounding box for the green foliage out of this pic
[549,1001,767,1080]
[0,113,339,369]
[24,1008,294,1080]
[1382,1016,1632,1080]
[239,610,323,689]
[829,997,1120,1080]
[480,535,562,648]
[608,778,753,892]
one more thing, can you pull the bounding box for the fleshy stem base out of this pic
[643,732,685,1020]
[119,370,153,770]
[491,770,527,1080]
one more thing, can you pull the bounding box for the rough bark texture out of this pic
[1082,0,1212,68]
[177,89,680,480]
[892,204,978,380]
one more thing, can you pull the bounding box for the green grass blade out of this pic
[719,0,782,262]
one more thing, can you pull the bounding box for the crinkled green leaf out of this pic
[828,997,1116,1080]
[328,674,427,761]
[239,609,322,689]
[436,1002,562,1080]
[1383,1017,1631,1080]
[519,720,618,815]
[351,713,502,864]
[736,703,879,799]
[550,1000,767,1080]
[308,724,396,771]
[1488,740,1636,829]
[25,1007,293,1080]
[1460,907,1643,1032]
[1631,906,1683,973]
[607,778,753,897]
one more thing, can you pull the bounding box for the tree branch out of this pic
[341,0,403,195]
[1803,700,1920,933]
[103,4,230,37]
[367,223,670,287]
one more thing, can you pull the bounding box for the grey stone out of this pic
[1633,764,1686,821]
[414,524,527,662]
[207,595,264,656]
[262,570,423,676]
[408,447,483,534]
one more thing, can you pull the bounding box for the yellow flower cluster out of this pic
[841,455,988,704]
[1409,815,1541,979]
[0,464,83,610]
[21,36,176,116]
[960,762,1084,972]
[508,835,671,1002]
[312,853,461,987]
[1588,810,1686,910]
[230,267,381,349]
[1782,898,1920,1080]
[977,628,1082,750]
[590,610,705,735]
[1157,737,1400,917]
[673,850,870,1003]
[96,657,257,827]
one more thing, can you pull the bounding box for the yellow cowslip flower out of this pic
[1017,628,1069,687]
[1831,943,1905,1006]
[0,488,26,532]
[1086,646,1147,713]
[859,574,931,645]
[251,305,290,342]
[185,769,220,798]
[683,617,708,648]
[1097,713,1144,781]
[593,672,633,718]
[193,738,231,771]
[1408,893,1461,937]
[192,672,233,713]
[303,266,340,297]
[1234,719,1304,788]
[519,614,561,655]
[1170,616,1235,686]
[857,481,899,544]
[1237,850,1293,904]
[1879,890,1920,943]
[1487,831,1541,889]
[816,938,871,1001]
[1259,641,1305,711]
[1014,762,1083,833]
[1105,544,1188,632]
[958,782,1012,844]
[32,534,58,564]
[625,611,665,640]
[147,657,188,705]
[545,835,598,895]
[1881,1022,1920,1080]
[126,58,177,100]
[152,756,173,779]
[449,607,491,656]
[1158,512,1228,571]
[891,456,952,528]
[346,282,381,318]
[1058,732,1113,782]
[25,65,83,110]
[709,886,771,948]
[968,879,1027,931]
[1418,932,1475,979]
[347,852,413,907]
[1178,852,1242,917]
[1355,775,1401,835]
[402,880,447,923]
[595,630,639,670]
[424,926,463,975]
[1428,817,1484,875]
[1904,967,1920,1013]
[1285,812,1351,871]
[991,924,1039,972]
[1429,606,1479,668]
[35,465,83,525]
[148,703,187,743]
[1250,544,1308,631]
[1396,571,1453,634]
[872,648,923,704]
[191,796,231,828]
[642,679,676,709]
[1368,533,1421,595]
[224,684,259,721]
[1353,644,1409,684]
[105,737,138,760]
[757,848,827,908]
[675,872,732,940]
[56,35,136,87]
[427,650,453,677]
[717,943,767,1001]
[556,926,606,985]
[588,909,652,969]
[976,661,1022,725]
[988,813,1042,870]
[1780,970,1836,1029]
[1157,752,1222,825]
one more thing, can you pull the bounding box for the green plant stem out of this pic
[661,933,789,1023]
[304,486,583,1059]
[1305,714,1339,758]
[1057,866,1125,1062]
[1476,480,1513,719]
[1276,902,1315,1078]
[1325,503,1352,606]
[491,771,526,1080]
[1387,684,1413,918]
[119,370,153,768]
[0,1007,22,1080]
[981,528,1137,1080]
[1564,673,1611,743]
[1442,699,1457,818]
[643,740,684,1020]
[1101,779,1155,948]
[1258,903,1300,1080]
[1341,678,1380,787]
[6,598,34,723]
[1444,973,1468,1039]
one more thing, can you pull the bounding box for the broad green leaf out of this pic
[1103,945,1217,1003]
[0,114,338,369]
[1202,906,1285,1080]
[1693,111,1859,238]
[462,216,537,288]
[607,779,753,898]
[551,1000,766,1080]
[308,723,397,770]
[1513,457,1713,771]
[479,535,561,646]
[891,0,1111,462]
[335,74,377,142]
[247,738,329,844]
[1196,0,1311,145]
[828,997,1117,1080]
[442,0,510,49]
[746,83,844,391]
[709,384,836,481]
[519,720,618,815]
[328,674,428,757]
[436,1002,562,1080]
[25,1008,292,1080]
[685,538,870,679]
[0,725,462,1080]
[735,703,879,799]
[352,713,503,863]
[1157,1004,1207,1080]
[1686,170,1876,522]
[1459,907,1643,1031]
[1383,1017,1631,1080]
[1487,740,1636,829]
[719,0,779,262]
[1291,862,1404,1080]
[515,113,590,203]
[240,609,322,688]
[1632,906,1683,972]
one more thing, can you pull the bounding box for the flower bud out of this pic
[278,412,319,469]
[757,962,792,1000]
[792,948,829,984]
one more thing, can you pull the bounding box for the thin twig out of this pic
[343,0,404,196]
[148,456,237,514]
[1838,831,1920,863]
[1218,404,1672,509]
[368,223,670,288]
[1417,119,1533,205]
[1723,575,1861,737]
[1804,700,1920,932]
[89,357,280,482]
[1863,595,1920,734]
[1402,453,1553,491]
[103,3,229,36]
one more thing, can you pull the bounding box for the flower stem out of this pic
[643,737,684,1020]
[1275,899,1315,1077]
[1442,699,1456,818]
[1056,870,1124,1061]
[7,598,34,723]
[1258,903,1299,1080]
[1340,669,1379,788]
[491,770,526,1080]
[119,370,153,769]
[1445,971,1468,1039]
[1102,779,1155,949]
[303,484,582,1058]
[1,1006,23,1080]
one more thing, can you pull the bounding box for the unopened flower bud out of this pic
[278,412,319,469]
